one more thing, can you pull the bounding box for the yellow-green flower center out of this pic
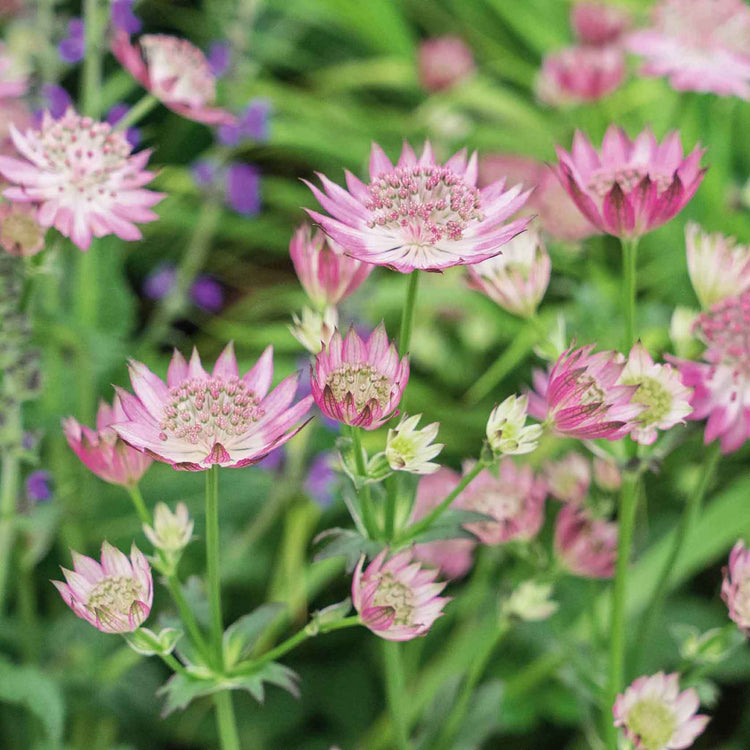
[88,576,143,615]
[627,698,676,750]
[0,212,43,255]
[327,364,391,412]
[373,573,414,626]
[633,376,672,425]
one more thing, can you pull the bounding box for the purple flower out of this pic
[257,447,285,472]
[111,0,142,35]
[190,275,224,312]
[26,470,52,502]
[191,159,219,189]
[143,263,176,300]
[217,99,271,145]
[58,18,85,64]
[105,102,141,148]
[225,163,261,216]
[41,84,72,120]
[207,41,231,78]
[305,453,337,507]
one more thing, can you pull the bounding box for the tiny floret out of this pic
[386,414,443,474]
[504,580,558,622]
[486,394,543,456]
[721,540,750,634]
[143,502,194,554]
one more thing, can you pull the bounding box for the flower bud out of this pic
[386,414,443,474]
[143,502,194,554]
[289,305,338,354]
[504,580,558,621]
[486,394,542,456]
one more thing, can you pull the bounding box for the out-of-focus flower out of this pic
[722,540,750,634]
[552,126,706,239]
[40,83,72,120]
[190,275,224,313]
[527,344,644,440]
[418,36,476,92]
[545,453,591,504]
[386,414,443,474]
[143,502,194,554]
[305,141,532,272]
[112,31,236,125]
[225,163,260,216]
[685,222,750,309]
[613,672,710,750]
[572,2,631,46]
[352,549,449,641]
[63,395,153,487]
[217,99,271,146]
[485,394,543,456]
[671,292,750,453]
[111,0,142,34]
[669,306,699,357]
[305,452,338,508]
[290,224,373,309]
[143,263,176,301]
[58,18,85,64]
[593,456,621,492]
[311,324,408,430]
[105,102,142,149]
[207,40,231,78]
[555,504,617,578]
[191,159,218,188]
[113,342,313,470]
[537,45,625,105]
[53,541,153,633]
[505,580,558,621]
[0,42,27,99]
[0,109,164,251]
[460,459,546,545]
[468,224,550,318]
[618,343,693,445]
[0,203,45,257]
[626,0,750,100]
[26,470,52,502]
[0,99,32,156]
[410,468,476,579]
[290,306,338,354]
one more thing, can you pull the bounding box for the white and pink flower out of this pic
[417,36,475,92]
[572,2,631,46]
[545,453,591,505]
[554,504,617,579]
[721,540,750,634]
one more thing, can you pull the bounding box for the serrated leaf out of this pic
[157,673,221,717]
[313,527,383,571]
[228,662,301,704]
[223,603,287,668]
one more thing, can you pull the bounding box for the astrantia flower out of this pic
[305,141,532,272]
[555,504,617,578]
[537,45,625,106]
[553,126,706,239]
[671,292,750,453]
[410,468,475,579]
[613,672,710,750]
[485,394,543,456]
[113,343,313,470]
[626,0,750,100]
[460,459,546,545]
[143,502,194,554]
[311,324,408,430]
[53,541,153,633]
[685,222,750,309]
[63,395,153,487]
[352,549,450,641]
[417,36,475,92]
[572,2,631,46]
[112,31,236,126]
[527,344,644,440]
[619,343,693,445]
[468,224,550,318]
[0,203,45,257]
[289,306,338,354]
[721,540,750,634]
[505,580,558,621]
[290,224,373,309]
[0,109,164,250]
[545,452,591,504]
[386,413,443,474]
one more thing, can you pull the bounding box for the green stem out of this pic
[126,485,151,526]
[384,475,399,541]
[18,563,40,663]
[620,237,639,351]
[350,427,379,539]
[213,692,241,750]
[0,405,21,615]
[398,272,420,355]
[159,651,188,675]
[81,0,103,117]
[205,466,224,669]
[115,93,159,131]
[383,641,410,750]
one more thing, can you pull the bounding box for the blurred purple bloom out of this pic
[191,159,219,189]
[190,275,224,312]
[225,163,261,216]
[58,18,85,64]
[217,99,271,145]
[257,447,285,472]
[26,470,52,502]
[111,0,142,34]
[41,84,72,119]
[143,263,176,300]
[207,41,231,78]
[305,453,337,508]
[105,102,141,148]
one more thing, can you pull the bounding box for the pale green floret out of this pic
[632,376,673,426]
[372,573,414,626]
[327,364,391,411]
[387,433,416,468]
[87,576,143,616]
[627,699,676,750]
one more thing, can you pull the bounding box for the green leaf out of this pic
[157,672,221,717]
[313,527,383,570]
[223,603,287,669]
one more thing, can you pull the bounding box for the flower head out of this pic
[527,344,644,440]
[113,342,313,470]
[26,470,52,503]
[485,394,543,456]
[685,222,750,309]
[111,0,142,34]
[468,224,550,318]
[553,126,706,238]
[352,549,450,641]
[505,580,558,621]
[545,452,591,504]
[311,324,408,430]
[555,504,617,578]
[721,540,750,634]
[290,224,372,308]
[112,31,236,125]
[53,541,153,633]
[63,395,153,487]
[572,2,631,46]
[626,0,750,100]
[0,203,45,257]
[58,18,85,64]
[386,414,443,474]
[0,109,164,250]
[613,672,710,750]
[305,141,532,272]
[143,502,194,554]
[290,306,338,354]
[417,36,475,92]
[460,459,546,545]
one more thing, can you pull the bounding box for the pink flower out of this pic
[410,468,475,579]
[0,203,45,257]
[459,459,546,545]
[63,395,153,487]
[545,453,591,504]
[112,31,236,125]
[310,324,408,430]
[553,126,706,239]
[554,504,617,578]
[289,224,373,308]
[53,541,153,633]
[304,141,532,272]
[572,2,631,46]
[0,98,32,156]
[593,456,621,491]
[352,549,450,641]
[468,223,550,318]
[671,292,750,453]
[537,45,626,105]
[0,109,164,251]
[0,42,27,99]
[417,36,475,92]
[527,344,644,440]
[721,540,750,634]
[613,672,710,750]
[112,342,313,470]
[626,0,750,100]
